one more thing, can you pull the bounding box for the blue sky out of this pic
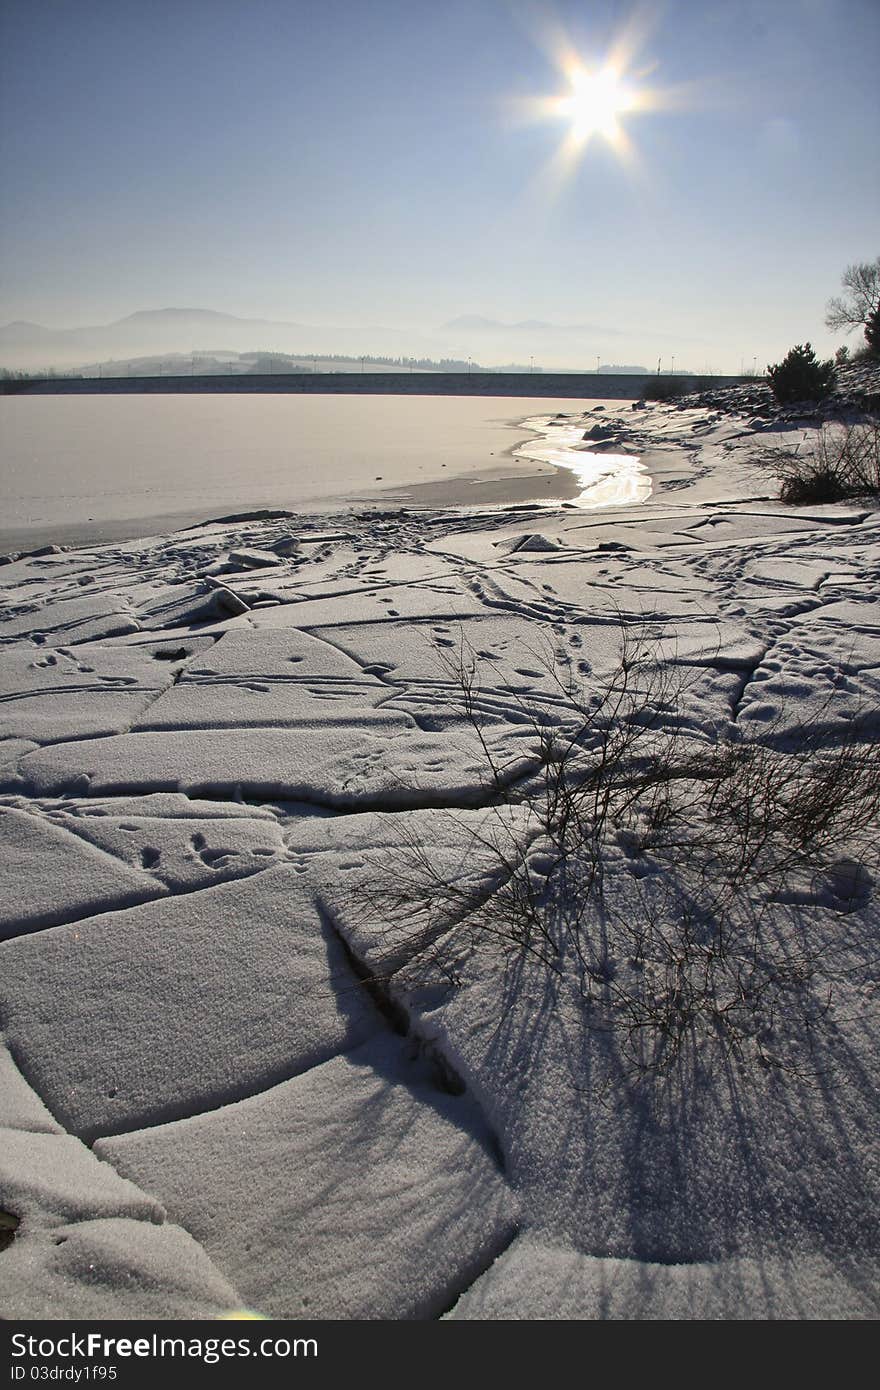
[1,0,878,370]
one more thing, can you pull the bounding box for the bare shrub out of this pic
[357,624,880,1083]
[757,418,880,504]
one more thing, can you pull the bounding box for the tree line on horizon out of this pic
[0,351,658,381]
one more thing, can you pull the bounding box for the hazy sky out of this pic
[2,0,878,370]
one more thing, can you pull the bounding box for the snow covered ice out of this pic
[1,395,878,1319]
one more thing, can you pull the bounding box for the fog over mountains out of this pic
[0,309,321,368]
[0,307,649,373]
[443,315,624,336]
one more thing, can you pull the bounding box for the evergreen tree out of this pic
[767,343,836,405]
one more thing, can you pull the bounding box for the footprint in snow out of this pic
[190,831,233,868]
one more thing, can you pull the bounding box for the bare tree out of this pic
[825,257,880,335]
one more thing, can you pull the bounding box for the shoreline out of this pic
[0,399,657,555]
[0,462,584,554]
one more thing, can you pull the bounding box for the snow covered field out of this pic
[1,396,878,1320]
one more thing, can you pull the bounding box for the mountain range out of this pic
[0,308,324,368]
[0,306,649,372]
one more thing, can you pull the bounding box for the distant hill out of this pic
[117,308,242,323]
[0,308,326,368]
[0,308,504,372]
[1,304,651,373]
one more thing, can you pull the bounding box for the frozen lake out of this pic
[0,394,645,550]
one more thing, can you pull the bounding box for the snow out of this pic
[1,395,878,1319]
[14,721,519,805]
[0,1129,163,1227]
[48,805,286,892]
[0,593,139,647]
[1,1218,243,1321]
[0,806,164,938]
[131,626,391,730]
[0,1039,63,1134]
[97,1036,518,1320]
[0,865,381,1140]
[0,636,213,742]
[446,1237,880,1320]
[0,1032,244,1321]
[376,905,880,1267]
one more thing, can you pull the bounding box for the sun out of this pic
[557,65,635,144]
[506,10,694,187]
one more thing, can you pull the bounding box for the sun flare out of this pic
[508,9,697,193]
[557,66,634,144]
